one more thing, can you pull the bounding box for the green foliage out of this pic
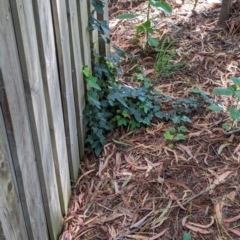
[116,0,172,47]
[84,0,212,156]
[154,37,185,75]
[164,125,187,141]
[183,231,192,240]
[208,76,240,127]
[83,62,211,155]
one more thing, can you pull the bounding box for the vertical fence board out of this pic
[66,0,85,158]
[32,0,71,214]
[0,107,28,240]
[9,0,62,238]
[51,0,80,181]
[78,0,92,67]
[0,0,48,239]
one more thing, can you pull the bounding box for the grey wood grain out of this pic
[32,0,71,214]
[78,0,92,67]
[66,0,86,159]
[9,0,62,238]
[51,0,80,180]
[0,0,48,238]
[0,107,28,240]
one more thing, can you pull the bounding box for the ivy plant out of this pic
[83,0,212,156]
[83,63,212,155]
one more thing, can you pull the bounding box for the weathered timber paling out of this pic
[0,0,108,239]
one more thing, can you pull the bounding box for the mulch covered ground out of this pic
[60,0,240,239]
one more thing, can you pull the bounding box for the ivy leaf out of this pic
[147,37,159,47]
[213,88,234,96]
[229,107,240,121]
[234,90,240,99]
[150,0,172,14]
[169,127,176,133]
[175,134,185,141]
[231,76,240,86]
[82,65,91,77]
[99,20,111,34]
[87,91,101,109]
[107,92,129,108]
[116,13,137,19]
[208,104,224,112]
[178,126,187,132]
[91,0,105,14]
[100,34,110,43]
[113,44,125,57]
[181,116,192,123]
[164,131,174,140]
[86,76,101,90]
[172,115,182,124]
[183,231,192,240]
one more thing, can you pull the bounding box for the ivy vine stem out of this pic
[146,0,151,48]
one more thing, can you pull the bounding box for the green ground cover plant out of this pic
[85,0,213,156]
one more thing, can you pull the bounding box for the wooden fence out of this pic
[0,0,108,239]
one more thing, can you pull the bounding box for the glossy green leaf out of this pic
[213,88,234,96]
[150,0,172,14]
[164,131,174,140]
[178,126,187,132]
[175,134,185,140]
[231,76,240,86]
[222,123,231,130]
[183,231,192,240]
[208,104,224,112]
[116,13,137,19]
[229,107,240,120]
[234,90,240,99]
[147,37,159,47]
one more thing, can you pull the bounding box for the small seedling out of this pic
[116,0,172,48]
[208,76,240,130]
[154,37,185,75]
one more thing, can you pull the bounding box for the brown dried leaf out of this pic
[229,229,240,237]
[211,171,233,187]
[188,216,214,228]
[176,144,193,158]
[223,214,240,223]
[164,178,191,190]
[149,228,168,240]
[184,223,213,234]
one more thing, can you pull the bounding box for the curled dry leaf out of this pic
[210,171,233,189]
[229,229,240,237]
[184,223,213,234]
[176,144,193,158]
[164,178,191,190]
[188,216,214,228]
[149,228,168,240]
[223,214,240,223]
[78,192,85,205]
[214,200,225,224]
[182,215,190,227]
[70,212,84,226]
